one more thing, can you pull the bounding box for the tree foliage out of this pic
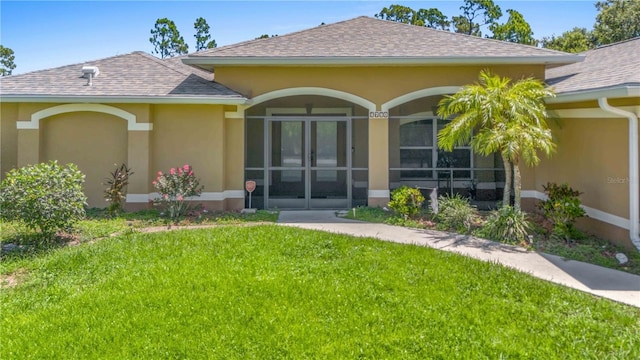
[375,4,450,30]
[194,17,217,51]
[0,45,16,76]
[452,0,502,36]
[593,0,640,45]
[489,9,537,45]
[541,27,594,53]
[149,18,189,59]
[437,70,556,209]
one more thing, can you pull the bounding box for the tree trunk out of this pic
[501,152,512,206]
[513,159,522,210]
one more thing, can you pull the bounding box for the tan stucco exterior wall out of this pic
[40,111,129,208]
[151,104,225,193]
[535,117,628,218]
[214,65,545,105]
[1,103,19,179]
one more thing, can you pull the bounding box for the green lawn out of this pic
[2,226,639,359]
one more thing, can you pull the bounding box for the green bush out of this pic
[477,206,532,245]
[0,161,87,237]
[104,163,134,217]
[388,186,425,219]
[437,194,479,233]
[537,182,587,239]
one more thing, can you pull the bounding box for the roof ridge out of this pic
[134,51,197,77]
[587,36,640,53]
[3,51,142,78]
[368,16,573,55]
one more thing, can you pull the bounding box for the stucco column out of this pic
[17,129,39,167]
[224,117,245,210]
[368,112,390,207]
[127,130,151,197]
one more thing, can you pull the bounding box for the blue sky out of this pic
[1,1,599,74]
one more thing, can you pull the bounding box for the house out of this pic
[1,17,638,250]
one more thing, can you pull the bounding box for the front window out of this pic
[399,118,472,179]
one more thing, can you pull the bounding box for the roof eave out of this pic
[0,95,248,104]
[545,85,640,104]
[183,55,584,67]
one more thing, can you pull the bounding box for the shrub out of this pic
[477,205,532,246]
[103,163,134,216]
[538,182,587,239]
[388,186,425,219]
[152,165,203,223]
[0,161,87,237]
[437,194,480,234]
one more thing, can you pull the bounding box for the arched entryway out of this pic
[244,88,374,209]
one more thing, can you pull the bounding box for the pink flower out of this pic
[183,165,190,171]
[152,181,157,186]
[157,171,163,176]
[178,168,184,174]
[188,171,193,176]
[170,168,176,175]
[177,195,183,201]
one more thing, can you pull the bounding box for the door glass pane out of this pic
[271,121,304,168]
[269,170,305,198]
[311,170,347,199]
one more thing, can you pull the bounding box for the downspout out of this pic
[598,97,640,251]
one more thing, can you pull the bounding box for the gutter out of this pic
[546,86,640,104]
[598,97,640,251]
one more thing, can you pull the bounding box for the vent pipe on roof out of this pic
[82,66,99,86]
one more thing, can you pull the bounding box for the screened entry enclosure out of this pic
[244,97,369,209]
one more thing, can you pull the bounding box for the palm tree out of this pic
[437,70,555,209]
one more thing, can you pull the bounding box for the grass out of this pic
[344,206,640,275]
[1,226,639,358]
[0,209,279,273]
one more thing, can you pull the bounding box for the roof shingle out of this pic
[0,51,244,99]
[546,37,640,94]
[190,16,575,60]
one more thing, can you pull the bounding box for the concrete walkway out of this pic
[277,210,640,308]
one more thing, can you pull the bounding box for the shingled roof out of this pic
[546,37,640,96]
[0,51,245,103]
[185,16,581,67]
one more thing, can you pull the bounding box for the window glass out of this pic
[400,119,433,146]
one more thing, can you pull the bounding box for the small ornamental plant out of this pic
[388,186,425,219]
[103,163,134,217]
[152,165,203,223]
[538,182,587,240]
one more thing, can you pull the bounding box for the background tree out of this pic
[489,9,537,45]
[0,45,16,76]
[541,27,594,53]
[375,4,421,25]
[437,70,555,209]
[255,34,278,39]
[593,0,640,45]
[194,17,216,51]
[417,8,450,30]
[452,0,502,36]
[149,18,189,59]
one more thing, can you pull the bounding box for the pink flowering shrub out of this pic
[152,164,203,223]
